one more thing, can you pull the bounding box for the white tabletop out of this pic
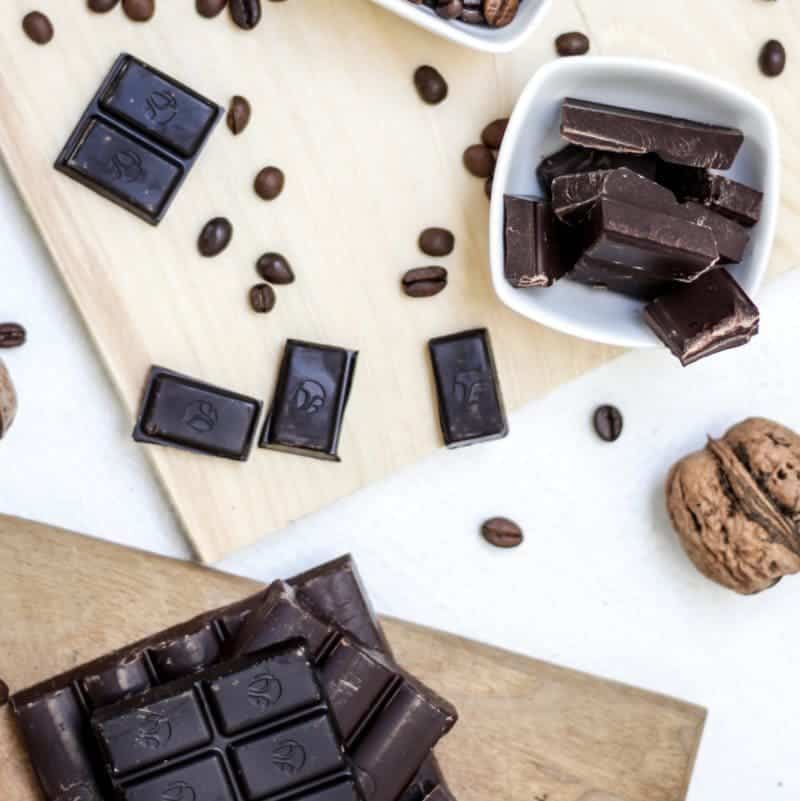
[2,156,797,800]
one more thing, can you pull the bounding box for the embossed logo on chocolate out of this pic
[453,369,491,406]
[290,380,326,415]
[248,673,282,708]
[272,739,306,774]
[182,401,218,433]
[145,90,178,125]
[134,711,172,749]
[110,150,144,183]
[160,781,196,801]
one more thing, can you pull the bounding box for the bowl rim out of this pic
[367,0,553,54]
[489,55,781,349]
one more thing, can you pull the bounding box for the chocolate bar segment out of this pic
[679,201,749,264]
[56,53,221,224]
[133,366,262,461]
[561,98,743,169]
[428,329,507,448]
[260,340,358,461]
[643,269,759,366]
[568,255,676,300]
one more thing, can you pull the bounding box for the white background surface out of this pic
[1,156,798,799]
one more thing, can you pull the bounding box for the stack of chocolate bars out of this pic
[504,98,764,365]
[11,557,457,801]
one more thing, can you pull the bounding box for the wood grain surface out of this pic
[0,515,706,801]
[0,1,796,560]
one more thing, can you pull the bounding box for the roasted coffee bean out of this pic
[593,404,623,442]
[483,0,518,27]
[230,0,261,29]
[22,11,53,44]
[249,283,276,313]
[555,31,590,57]
[463,144,495,178]
[123,0,155,21]
[88,0,120,11]
[419,228,455,257]
[413,65,448,105]
[484,176,493,199]
[436,0,463,18]
[759,39,786,77]
[0,324,26,349]
[256,252,295,284]
[481,517,523,548]
[402,267,448,298]
[481,118,508,150]
[0,680,8,708]
[227,95,251,135]
[198,217,233,257]
[254,167,285,200]
[197,0,227,17]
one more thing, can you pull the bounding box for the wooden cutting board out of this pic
[0,515,705,801]
[0,1,797,561]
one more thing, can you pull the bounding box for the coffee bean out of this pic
[593,404,623,442]
[463,144,495,178]
[484,176,493,199]
[759,39,786,77]
[254,167,285,201]
[402,267,448,298]
[555,31,590,57]
[256,253,294,284]
[122,0,155,21]
[22,12,53,44]
[197,0,227,17]
[230,0,261,29]
[483,0,518,27]
[481,517,523,549]
[249,283,276,313]
[413,65,448,105]
[436,0,463,18]
[0,680,8,708]
[481,118,508,150]
[0,324,26,349]
[227,95,251,135]
[418,228,455,257]
[198,217,233,257]
[88,0,120,11]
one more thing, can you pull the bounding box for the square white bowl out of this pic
[489,57,780,349]
[368,0,552,54]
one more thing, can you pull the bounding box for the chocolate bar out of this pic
[92,642,363,801]
[56,54,221,224]
[133,366,262,461]
[428,329,507,448]
[643,269,759,366]
[503,195,573,288]
[678,202,749,264]
[260,340,358,461]
[561,98,743,169]
[568,255,676,300]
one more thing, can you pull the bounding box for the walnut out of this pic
[0,358,16,438]
[667,417,800,594]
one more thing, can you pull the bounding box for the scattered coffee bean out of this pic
[230,0,261,29]
[555,31,590,57]
[226,95,251,135]
[198,217,233,257]
[122,0,155,21]
[249,283,276,313]
[0,324,26,349]
[481,118,508,150]
[483,0,518,27]
[759,39,786,77]
[402,267,448,298]
[254,166,285,200]
[593,404,623,442]
[481,517,523,548]
[0,679,9,708]
[256,252,295,284]
[463,144,495,178]
[22,11,53,44]
[484,176,493,199]
[197,0,227,17]
[88,0,120,11]
[419,228,455,257]
[413,65,448,105]
[436,0,463,18]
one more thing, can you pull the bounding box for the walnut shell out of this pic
[667,417,800,594]
[0,358,17,438]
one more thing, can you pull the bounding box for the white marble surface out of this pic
[2,156,798,799]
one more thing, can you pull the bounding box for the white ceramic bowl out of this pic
[489,57,780,348]
[368,0,552,54]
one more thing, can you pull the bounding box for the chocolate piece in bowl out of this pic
[561,98,744,169]
[678,202,750,264]
[568,254,677,301]
[643,269,759,366]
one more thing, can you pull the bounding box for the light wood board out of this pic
[0,514,705,801]
[0,1,797,561]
